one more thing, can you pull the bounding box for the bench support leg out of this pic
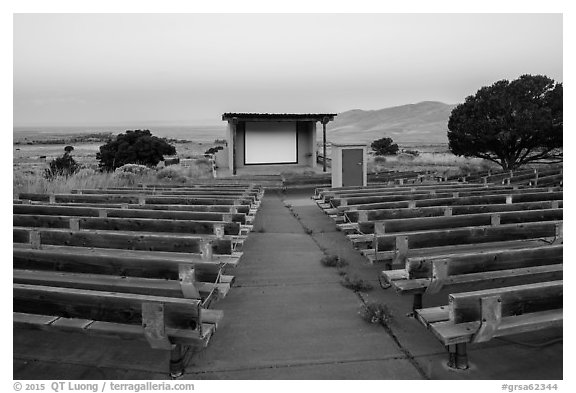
[447,343,469,370]
[412,294,423,312]
[169,344,189,379]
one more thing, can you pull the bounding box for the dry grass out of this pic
[13,160,214,196]
[368,151,498,178]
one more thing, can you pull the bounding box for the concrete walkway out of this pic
[182,190,423,379]
[13,189,562,380]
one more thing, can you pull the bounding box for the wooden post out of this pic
[322,117,328,173]
[232,118,238,176]
[69,218,80,231]
[490,213,501,226]
[394,235,409,265]
[30,231,41,249]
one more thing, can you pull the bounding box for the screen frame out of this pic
[243,122,299,165]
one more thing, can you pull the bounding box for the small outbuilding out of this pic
[221,113,336,175]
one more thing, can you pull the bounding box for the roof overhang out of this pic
[222,113,337,123]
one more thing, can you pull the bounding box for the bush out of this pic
[374,156,387,164]
[156,167,187,183]
[320,255,348,268]
[359,302,392,326]
[205,146,224,156]
[403,149,420,157]
[97,130,176,171]
[116,164,154,176]
[44,154,80,179]
[341,275,374,292]
[371,137,399,156]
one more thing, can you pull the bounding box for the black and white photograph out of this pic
[6,1,569,388]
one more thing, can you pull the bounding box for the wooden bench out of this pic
[17,193,254,206]
[13,227,239,254]
[13,214,243,237]
[15,200,252,214]
[346,208,562,236]
[13,243,236,306]
[327,185,556,204]
[380,245,563,310]
[364,221,562,265]
[414,281,563,369]
[331,191,563,211]
[14,204,248,224]
[319,184,492,202]
[14,283,222,378]
[343,200,562,223]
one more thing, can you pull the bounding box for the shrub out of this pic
[116,164,154,176]
[403,149,420,157]
[359,302,392,326]
[371,137,399,156]
[205,146,224,155]
[374,156,387,164]
[320,255,348,268]
[96,130,176,171]
[44,154,80,179]
[156,167,187,183]
[341,275,373,292]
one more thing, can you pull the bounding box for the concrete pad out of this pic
[14,329,170,379]
[185,358,422,380]
[187,284,406,373]
[419,330,563,380]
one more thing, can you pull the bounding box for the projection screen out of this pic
[244,122,297,164]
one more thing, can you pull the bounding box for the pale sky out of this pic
[13,13,563,126]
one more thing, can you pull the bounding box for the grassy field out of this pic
[366,143,498,178]
[13,139,217,196]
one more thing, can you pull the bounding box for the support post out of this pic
[322,117,328,173]
[169,344,188,379]
[231,118,238,176]
[447,344,469,370]
[412,293,423,312]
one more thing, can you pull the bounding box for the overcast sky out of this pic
[13,13,562,126]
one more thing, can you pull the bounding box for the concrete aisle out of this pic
[183,190,424,379]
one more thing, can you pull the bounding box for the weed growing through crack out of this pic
[341,274,374,292]
[359,301,393,327]
[304,228,313,235]
[320,255,348,268]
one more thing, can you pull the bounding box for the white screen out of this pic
[244,122,297,164]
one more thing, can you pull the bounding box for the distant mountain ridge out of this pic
[329,101,456,144]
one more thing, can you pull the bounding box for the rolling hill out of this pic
[328,101,456,145]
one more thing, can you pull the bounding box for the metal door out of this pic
[342,148,363,187]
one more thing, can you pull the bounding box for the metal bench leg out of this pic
[447,343,469,370]
[169,344,188,379]
[412,294,423,312]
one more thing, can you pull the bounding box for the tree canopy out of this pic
[96,130,176,171]
[371,137,399,155]
[447,74,562,170]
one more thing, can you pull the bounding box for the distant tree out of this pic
[448,74,562,170]
[96,130,176,171]
[371,137,399,155]
[44,153,80,179]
